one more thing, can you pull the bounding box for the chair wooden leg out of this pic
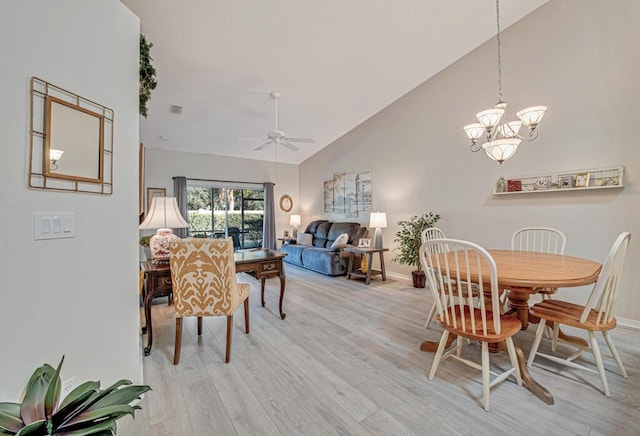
[424,302,437,329]
[481,341,490,412]
[505,337,522,385]
[602,330,628,378]
[428,330,449,381]
[589,331,610,396]
[173,317,183,365]
[197,316,203,336]
[244,298,250,334]
[225,314,233,363]
[551,322,560,352]
[527,319,546,367]
[456,335,463,358]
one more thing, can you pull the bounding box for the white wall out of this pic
[0,0,141,400]
[299,0,640,322]
[144,148,299,239]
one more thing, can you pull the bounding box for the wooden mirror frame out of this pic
[279,194,293,212]
[29,77,114,195]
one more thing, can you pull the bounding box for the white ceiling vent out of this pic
[169,104,183,114]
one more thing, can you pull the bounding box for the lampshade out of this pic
[140,197,188,230]
[497,121,522,138]
[482,138,521,164]
[476,108,505,129]
[289,214,301,227]
[463,123,485,142]
[139,197,188,263]
[369,212,387,229]
[516,106,547,129]
[49,149,64,162]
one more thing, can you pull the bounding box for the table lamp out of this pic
[369,212,387,249]
[290,214,301,238]
[139,197,189,263]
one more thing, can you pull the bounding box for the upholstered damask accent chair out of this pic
[169,238,250,364]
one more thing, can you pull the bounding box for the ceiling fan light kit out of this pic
[242,91,315,152]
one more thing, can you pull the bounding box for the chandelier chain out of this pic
[496,0,503,103]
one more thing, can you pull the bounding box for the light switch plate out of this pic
[34,213,75,240]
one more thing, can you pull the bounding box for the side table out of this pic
[344,247,388,285]
[277,237,296,248]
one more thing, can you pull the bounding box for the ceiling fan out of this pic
[241,91,315,151]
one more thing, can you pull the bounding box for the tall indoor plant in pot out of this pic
[392,213,441,288]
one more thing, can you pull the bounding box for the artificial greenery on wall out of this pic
[139,34,157,118]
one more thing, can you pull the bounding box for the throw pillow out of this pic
[330,233,349,251]
[296,232,313,246]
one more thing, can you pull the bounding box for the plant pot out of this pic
[412,270,426,288]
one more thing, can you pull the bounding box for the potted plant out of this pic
[392,212,441,288]
[0,356,150,435]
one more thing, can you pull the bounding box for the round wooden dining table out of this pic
[486,250,602,328]
[420,249,603,405]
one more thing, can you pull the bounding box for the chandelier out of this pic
[463,0,547,164]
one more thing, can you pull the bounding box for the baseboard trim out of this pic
[385,271,411,283]
[617,317,640,330]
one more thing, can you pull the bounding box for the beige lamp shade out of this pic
[476,108,505,129]
[289,214,301,227]
[369,212,387,228]
[140,197,188,230]
[516,106,547,129]
[139,197,188,262]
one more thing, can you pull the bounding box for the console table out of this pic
[344,247,388,285]
[141,249,287,356]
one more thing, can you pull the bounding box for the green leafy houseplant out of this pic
[392,213,441,287]
[0,357,150,436]
[139,34,157,118]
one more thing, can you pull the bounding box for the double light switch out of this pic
[34,213,75,240]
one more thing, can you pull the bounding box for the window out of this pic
[187,184,264,250]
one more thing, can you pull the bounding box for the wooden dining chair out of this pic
[420,239,522,411]
[527,232,631,396]
[511,227,567,298]
[421,228,480,330]
[169,238,250,364]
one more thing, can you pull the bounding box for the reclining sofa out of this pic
[281,220,368,276]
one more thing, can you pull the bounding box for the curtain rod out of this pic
[173,177,272,185]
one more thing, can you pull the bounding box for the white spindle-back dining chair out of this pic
[420,239,522,412]
[527,232,631,396]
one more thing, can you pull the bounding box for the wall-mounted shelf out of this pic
[492,165,624,195]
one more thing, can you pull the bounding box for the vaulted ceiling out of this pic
[122,0,549,164]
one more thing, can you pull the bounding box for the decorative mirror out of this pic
[279,194,293,212]
[29,77,113,194]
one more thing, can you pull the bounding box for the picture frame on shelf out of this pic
[558,174,574,189]
[146,187,166,212]
[574,173,590,188]
[534,176,552,190]
[357,238,371,248]
[283,230,290,238]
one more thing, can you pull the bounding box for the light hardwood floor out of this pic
[121,265,640,436]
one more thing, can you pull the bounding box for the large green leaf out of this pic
[81,385,150,413]
[14,419,46,436]
[0,402,23,433]
[54,418,116,436]
[56,382,100,417]
[44,357,63,429]
[58,405,138,430]
[20,364,55,425]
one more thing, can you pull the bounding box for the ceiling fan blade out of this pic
[240,137,267,142]
[253,141,273,151]
[284,137,315,144]
[280,141,300,151]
